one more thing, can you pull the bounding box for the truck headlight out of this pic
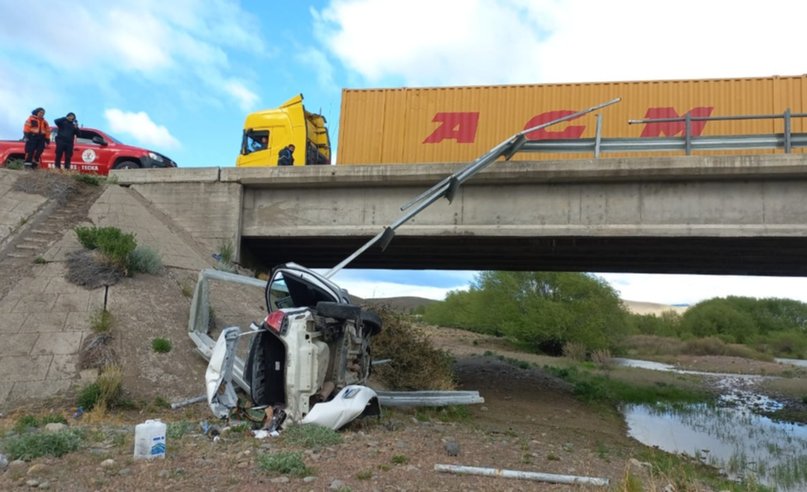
[148,152,164,162]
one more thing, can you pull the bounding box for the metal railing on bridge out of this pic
[521,109,807,157]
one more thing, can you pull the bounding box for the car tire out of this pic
[316,301,361,320]
[113,160,140,170]
[360,310,382,336]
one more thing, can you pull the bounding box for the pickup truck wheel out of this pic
[113,160,140,170]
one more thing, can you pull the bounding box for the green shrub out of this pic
[4,429,83,460]
[257,451,310,476]
[74,226,137,271]
[76,366,123,410]
[129,246,162,274]
[152,338,172,353]
[77,383,102,410]
[281,424,342,448]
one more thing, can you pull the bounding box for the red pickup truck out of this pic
[0,127,177,175]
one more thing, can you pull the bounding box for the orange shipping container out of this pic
[336,74,807,165]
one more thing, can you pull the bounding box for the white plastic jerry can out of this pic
[133,419,167,459]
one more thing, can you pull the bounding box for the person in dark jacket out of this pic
[54,112,79,170]
[277,144,295,166]
[23,107,51,169]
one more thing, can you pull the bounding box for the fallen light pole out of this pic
[434,464,609,486]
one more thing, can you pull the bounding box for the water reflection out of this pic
[619,357,807,488]
[624,403,807,488]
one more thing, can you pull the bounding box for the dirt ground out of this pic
[0,265,738,491]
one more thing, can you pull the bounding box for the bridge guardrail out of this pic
[522,110,807,157]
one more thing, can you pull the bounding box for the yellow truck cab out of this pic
[237,94,331,167]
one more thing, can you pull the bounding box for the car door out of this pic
[73,129,115,174]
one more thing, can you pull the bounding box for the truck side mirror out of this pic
[91,136,107,146]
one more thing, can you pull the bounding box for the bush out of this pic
[129,246,162,274]
[257,451,310,477]
[74,226,137,271]
[152,338,172,353]
[370,307,455,391]
[76,366,123,411]
[3,429,83,460]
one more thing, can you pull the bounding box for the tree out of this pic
[425,271,628,353]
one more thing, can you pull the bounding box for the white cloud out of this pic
[335,278,470,300]
[316,0,807,86]
[295,47,336,89]
[599,273,807,306]
[223,80,260,111]
[0,0,260,108]
[104,109,181,150]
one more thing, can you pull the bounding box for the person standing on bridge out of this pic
[54,112,79,170]
[23,107,51,169]
[277,144,295,166]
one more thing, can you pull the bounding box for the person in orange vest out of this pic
[23,107,51,169]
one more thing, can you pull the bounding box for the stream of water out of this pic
[617,358,807,489]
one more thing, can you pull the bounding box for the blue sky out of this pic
[3,0,807,304]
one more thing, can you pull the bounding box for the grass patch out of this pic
[5,159,24,170]
[636,447,771,491]
[151,337,172,353]
[391,454,409,465]
[257,451,311,477]
[414,405,472,423]
[3,429,83,460]
[72,174,101,186]
[545,365,709,405]
[356,469,373,480]
[281,424,342,449]
[180,283,193,298]
[13,414,68,433]
[33,256,46,264]
[90,309,113,333]
[167,420,193,440]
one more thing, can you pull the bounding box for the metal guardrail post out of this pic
[684,113,692,156]
[785,108,792,153]
[594,113,602,158]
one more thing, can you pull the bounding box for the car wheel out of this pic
[113,160,140,170]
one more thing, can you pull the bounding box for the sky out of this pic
[2,0,807,304]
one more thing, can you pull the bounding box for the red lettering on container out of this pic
[423,112,480,143]
[523,111,585,140]
[640,107,714,137]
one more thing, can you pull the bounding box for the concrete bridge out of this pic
[113,154,807,276]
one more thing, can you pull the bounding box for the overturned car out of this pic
[194,263,383,430]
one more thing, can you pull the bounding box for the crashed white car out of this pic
[200,263,382,430]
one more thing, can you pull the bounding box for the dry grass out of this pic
[78,332,116,370]
[66,250,123,288]
[370,307,456,391]
[12,170,81,204]
[563,341,588,361]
